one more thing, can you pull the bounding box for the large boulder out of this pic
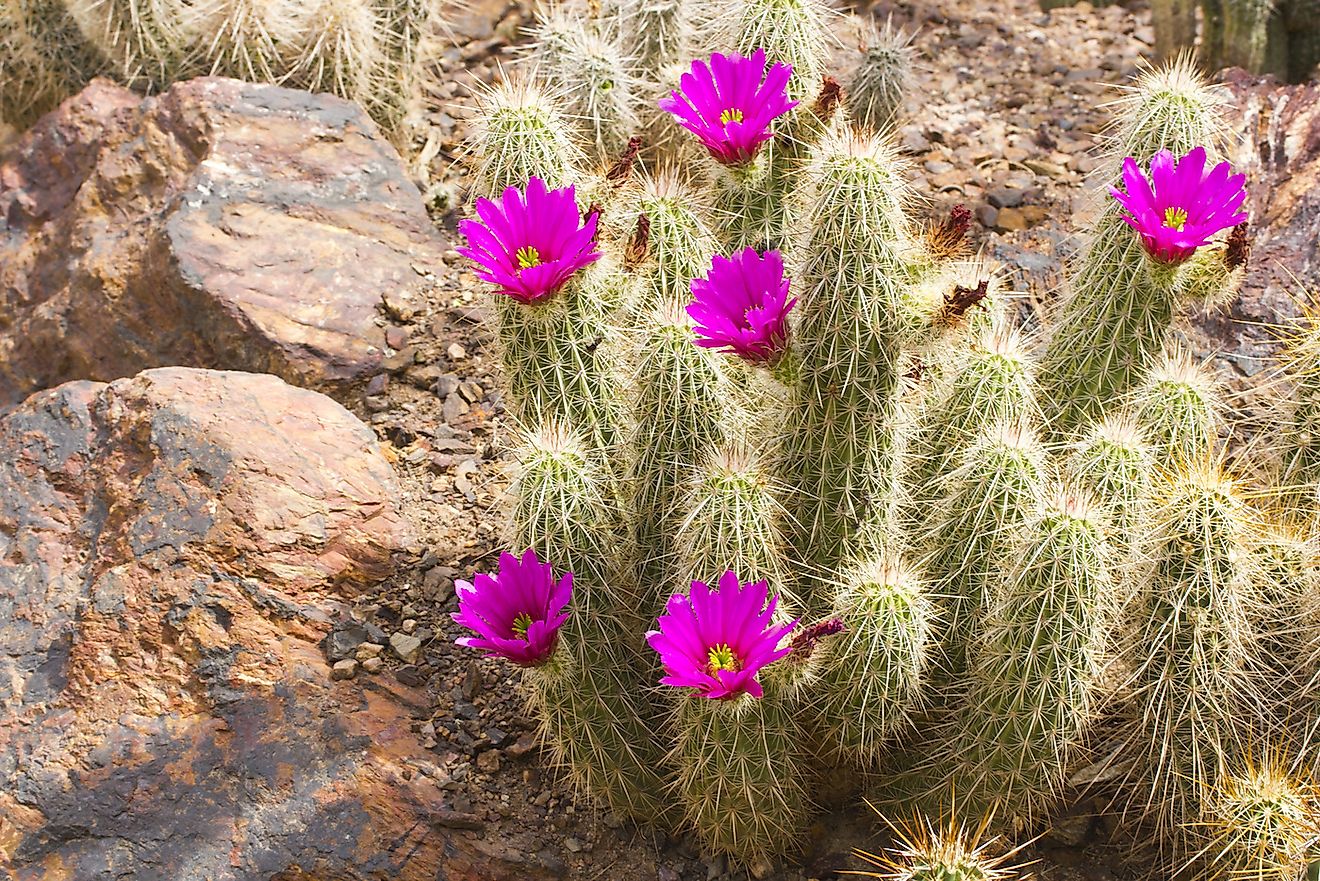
[0,77,443,408]
[0,368,544,881]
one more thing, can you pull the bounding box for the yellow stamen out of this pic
[1163,206,1189,231]
[512,612,533,640]
[719,108,744,126]
[706,643,740,676]
[516,245,541,269]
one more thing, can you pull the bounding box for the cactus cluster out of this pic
[0,0,440,140]
[446,7,1320,877]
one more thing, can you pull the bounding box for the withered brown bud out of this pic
[940,278,990,322]
[1225,222,1250,271]
[605,136,643,186]
[812,76,843,122]
[624,213,651,270]
[788,617,845,663]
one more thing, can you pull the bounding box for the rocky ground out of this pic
[1,0,1317,878]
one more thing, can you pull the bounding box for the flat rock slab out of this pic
[0,368,544,881]
[0,77,444,408]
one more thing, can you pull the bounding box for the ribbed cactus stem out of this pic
[1040,60,1229,433]
[675,444,799,610]
[494,269,625,454]
[781,131,916,593]
[523,7,640,159]
[1198,756,1320,881]
[854,813,1028,881]
[1064,415,1153,573]
[947,489,1113,824]
[1131,347,1223,465]
[921,422,1047,681]
[0,0,104,127]
[908,321,1037,518]
[714,154,778,252]
[671,682,809,863]
[468,76,587,199]
[724,0,831,105]
[1276,308,1320,526]
[848,17,914,136]
[628,301,732,590]
[814,556,932,763]
[624,170,718,311]
[1127,462,1260,843]
[66,0,190,86]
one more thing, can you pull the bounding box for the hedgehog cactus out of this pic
[1198,755,1320,881]
[1130,346,1223,464]
[853,813,1029,881]
[1276,307,1320,526]
[848,17,915,136]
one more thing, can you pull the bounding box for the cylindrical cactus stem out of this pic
[1220,0,1277,72]
[944,488,1114,825]
[1125,461,1262,847]
[671,680,810,864]
[718,0,831,106]
[1039,60,1229,433]
[1274,307,1320,526]
[853,811,1031,881]
[714,154,778,252]
[604,0,696,72]
[847,16,915,136]
[621,169,718,312]
[66,0,190,88]
[780,130,916,596]
[675,444,800,610]
[919,421,1047,682]
[494,267,626,454]
[1064,415,1153,576]
[522,5,640,160]
[288,0,389,112]
[1,0,105,128]
[1151,0,1198,60]
[1130,346,1223,465]
[1248,524,1320,722]
[906,320,1038,520]
[467,75,587,199]
[628,300,732,590]
[1196,754,1320,881]
[813,556,933,764]
[192,0,305,84]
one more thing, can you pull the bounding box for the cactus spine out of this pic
[1197,755,1320,881]
[781,131,916,592]
[920,422,1047,681]
[1064,415,1153,574]
[815,557,932,763]
[1131,347,1223,464]
[848,17,914,136]
[853,812,1028,881]
[1276,307,1320,525]
[65,0,190,86]
[722,0,830,105]
[1126,462,1261,844]
[468,76,587,198]
[1040,61,1229,433]
[945,489,1113,823]
[624,170,718,310]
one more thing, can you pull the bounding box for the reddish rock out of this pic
[0,368,550,881]
[0,78,444,408]
[1198,71,1320,363]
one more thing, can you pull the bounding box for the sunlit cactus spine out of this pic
[781,130,917,593]
[852,811,1030,881]
[0,0,104,127]
[814,556,932,763]
[1131,346,1224,464]
[847,16,915,136]
[944,488,1113,824]
[1275,306,1320,526]
[622,170,718,310]
[920,422,1047,681]
[65,0,191,87]
[468,76,587,199]
[1040,60,1233,433]
[720,0,830,105]
[1126,461,1262,846]
[628,300,732,588]
[907,321,1037,517]
[290,0,391,113]
[523,4,641,159]
[1064,414,1153,574]
[1194,753,1320,881]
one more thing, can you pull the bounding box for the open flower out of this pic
[658,49,798,166]
[647,571,798,699]
[1110,146,1248,265]
[453,548,572,666]
[457,176,601,304]
[688,247,796,363]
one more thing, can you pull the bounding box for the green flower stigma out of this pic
[516,245,541,269]
[1163,206,1188,231]
[719,107,744,126]
[706,643,740,676]
[512,612,534,640]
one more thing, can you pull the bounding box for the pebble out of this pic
[987,186,1026,209]
[434,373,461,398]
[507,732,538,758]
[657,868,681,881]
[355,642,383,660]
[331,658,358,680]
[390,631,423,662]
[476,750,501,773]
[385,326,410,350]
[443,393,471,424]
[457,380,484,403]
[564,837,583,853]
[975,204,999,228]
[446,342,468,361]
[361,656,383,674]
[994,206,1029,232]
[402,618,418,634]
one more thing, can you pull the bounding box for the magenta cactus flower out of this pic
[658,49,798,166]
[688,247,797,364]
[1110,146,1248,265]
[452,548,572,666]
[647,571,798,700]
[457,176,602,304]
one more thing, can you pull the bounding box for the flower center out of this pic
[512,612,534,640]
[1163,206,1189,231]
[516,245,541,269]
[719,108,744,126]
[706,643,741,676]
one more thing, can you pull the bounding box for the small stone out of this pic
[532,790,552,807]
[707,855,727,879]
[507,732,537,758]
[396,664,428,687]
[434,373,460,398]
[443,393,470,424]
[923,159,954,174]
[401,618,417,634]
[987,186,1026,209]
[390,632,423,662]
[457,380,484,403]
[749,856,774,879]
[564,837,583,853]
[446,342,468,361]
[975,204,999,228]
[657,869,681,881]
[361,656,383,674]
[385,326,410,350]
[1024,158,1068,178]
[994,207,1028,232]
[331,658,358,680]
[381,291,418,322]
[364,395,391,413]
[383,346,418,373]
[365,373,388,396]
[476,750,501,773]
[355,642,383,660]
